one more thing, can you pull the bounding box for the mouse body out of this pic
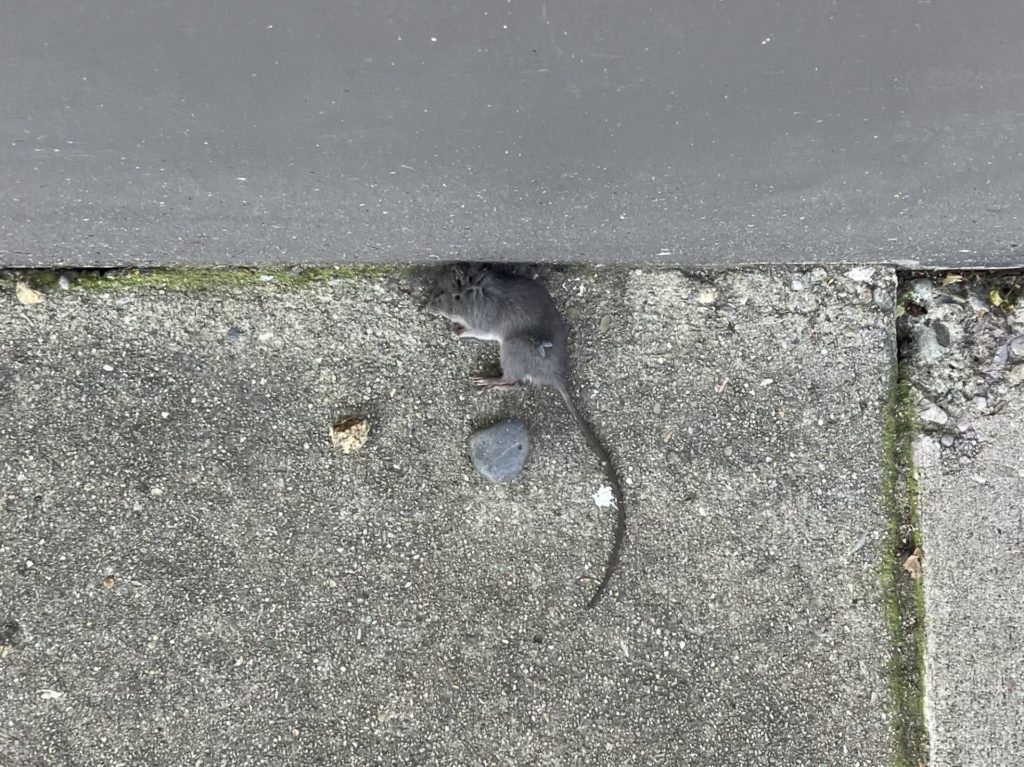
[426,263,626,608]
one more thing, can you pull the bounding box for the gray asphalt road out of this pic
[2,2,1022,268]
[0,267,901,765]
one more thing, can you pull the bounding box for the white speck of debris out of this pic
[236,177,247,182]
[39,689,66,700]
[25,559,34,569]
[593,486,615,508]
[620,640,629,657]
[696,288,717,305]
[258,332,274,342]
[760,379,774,387]
[845,266,876,283]
[259,275,274,282]
[430,36,437,42]
[761,37,771,45]
[102,364,114,372]
[161,412,169,419]
[970,474,987,485]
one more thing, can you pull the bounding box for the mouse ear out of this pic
[466,263,489,287]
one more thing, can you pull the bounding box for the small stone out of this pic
[939,433,956,448]
[599,314,612,333]
[908,278,937,302]
[845,266,875,284]
[919,403,949,426]
[58,274,73,290]
[992,343,1010,371]
[653,402,662,415]
[15,281,45,305]
[665,450,680,465]
[1009,336,1024,361]
[1009,364,1024,386]
[903,548,923,581]
[331,417,370,454]
[913,326,946,364]
[226,326,243,343]
[469,419,529,482]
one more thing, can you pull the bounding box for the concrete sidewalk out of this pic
[901,274,1024,766]
[2,267,901,765]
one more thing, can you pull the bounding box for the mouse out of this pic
[425,262,626,609]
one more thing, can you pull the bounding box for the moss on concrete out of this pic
[4,266,406,294]
[880,367,928,767]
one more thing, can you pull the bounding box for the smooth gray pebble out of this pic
[469,419,529,483]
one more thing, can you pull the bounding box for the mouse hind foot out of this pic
[472,374,521,391]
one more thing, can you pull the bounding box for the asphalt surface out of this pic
[1,267,899,765]
[2,2,1023,268]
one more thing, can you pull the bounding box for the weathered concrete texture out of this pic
[901,275,1024,765]
[1,267,896,765]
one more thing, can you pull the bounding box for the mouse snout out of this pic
[423,288,451,316]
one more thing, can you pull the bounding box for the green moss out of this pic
[880,367,928,766]
[6,265,406,293]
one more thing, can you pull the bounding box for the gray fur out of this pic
[426,263,626,609]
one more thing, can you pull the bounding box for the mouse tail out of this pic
[557,386,627,609]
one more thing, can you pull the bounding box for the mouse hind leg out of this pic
[498,334,565,390]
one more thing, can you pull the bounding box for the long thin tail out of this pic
[557,386,626,609]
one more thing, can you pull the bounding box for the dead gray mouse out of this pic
[425,263,625,609]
